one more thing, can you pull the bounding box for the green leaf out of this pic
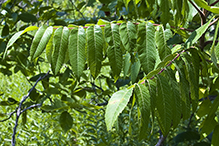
[185,17,214,49]
[137,22,157,74]
[182,52,199,111]
[165,69,181,128]
[30,25,48,59]
[134,84,150,140]
[131,56,141,83]
[156,74,173,136]
[123,52,131,78]
[119,21,137,52]
[105,23,123,80]
[69,27,86,80]
[155,25,171,60]
[160,0,170,25]
[59,111,73,133]
[86,25,103,78]
[212,125,219,146]
[4,26,38,59]
[31,26,53,60]
[51,27,69,75]
[211,20,219,68]
[46,33,54,64]
[18,12,38,22]
[174,59,191,120]
[123,0,131,9]
[193,0,219,14]
[105,88,133,131]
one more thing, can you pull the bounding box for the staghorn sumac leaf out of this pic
[156,74,173,136]
[212,125,219,146]
[105,88,133,131]
[165,69,181,128]
[182,51,199,112]
[86,25,103,78]
[137,22,157,74]
[5,26,39,59]
[69,27,86,80]
[174,59,190,120]
[119,21,137,52]
[155,25,171,60]
[135,84,150,140]
[51,27,69,75]
[185,17,214,49]
[194,0,219,14]
[105,23,123,80]
[31,26,53,60]
[131,56,141,83]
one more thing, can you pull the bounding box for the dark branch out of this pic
[0,109,17,122]
[155,132,168,146]
[11,71,50,146]
[188,0,206,25]
[210,0,219,6]
[69,0,86,22]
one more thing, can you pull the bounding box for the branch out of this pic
[0,109,17,122]
[188,0,206,25]
[69,0,86,22]
[210,0,219,6]
[155,132,168,146]
[11,70,50,146]
[149,50,185,80]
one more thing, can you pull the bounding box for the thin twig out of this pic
[21,104,42,113]
[188,0,206,25]
[11,71,50,146]
[0,108,17,122]
[155,132,168,146]
[149,50,185,80]
[69,0,86,22]
[210,0,219,6]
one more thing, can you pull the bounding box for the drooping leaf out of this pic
[134,84,150,140]
[69,27,86,80]
[137,22,157,74]
[155,25,171,60]
[193,0,219,14]
[105,23,123,80]
[51,27,69,75]
[165,69,181,128]
[212,125,219,146]
[46,33,54,64]
[174,59,191,120]
[182,52,199,111]
[211,20,219,68]
[119,21,137,52]
[156,74,173,136]
[123,52,131,78]
[131,56,141,83]
[185,17,214,49]
[86,25,103,78]
[31,26,53,60]
[160,0,170,25]
[5,26,39,59]
[59,111,73,133]
[105,88,133,131]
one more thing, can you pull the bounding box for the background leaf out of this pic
[59,111,73,133]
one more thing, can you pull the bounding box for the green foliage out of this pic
[1,0,219,145]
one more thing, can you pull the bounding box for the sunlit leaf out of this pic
[105,88,133,131]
